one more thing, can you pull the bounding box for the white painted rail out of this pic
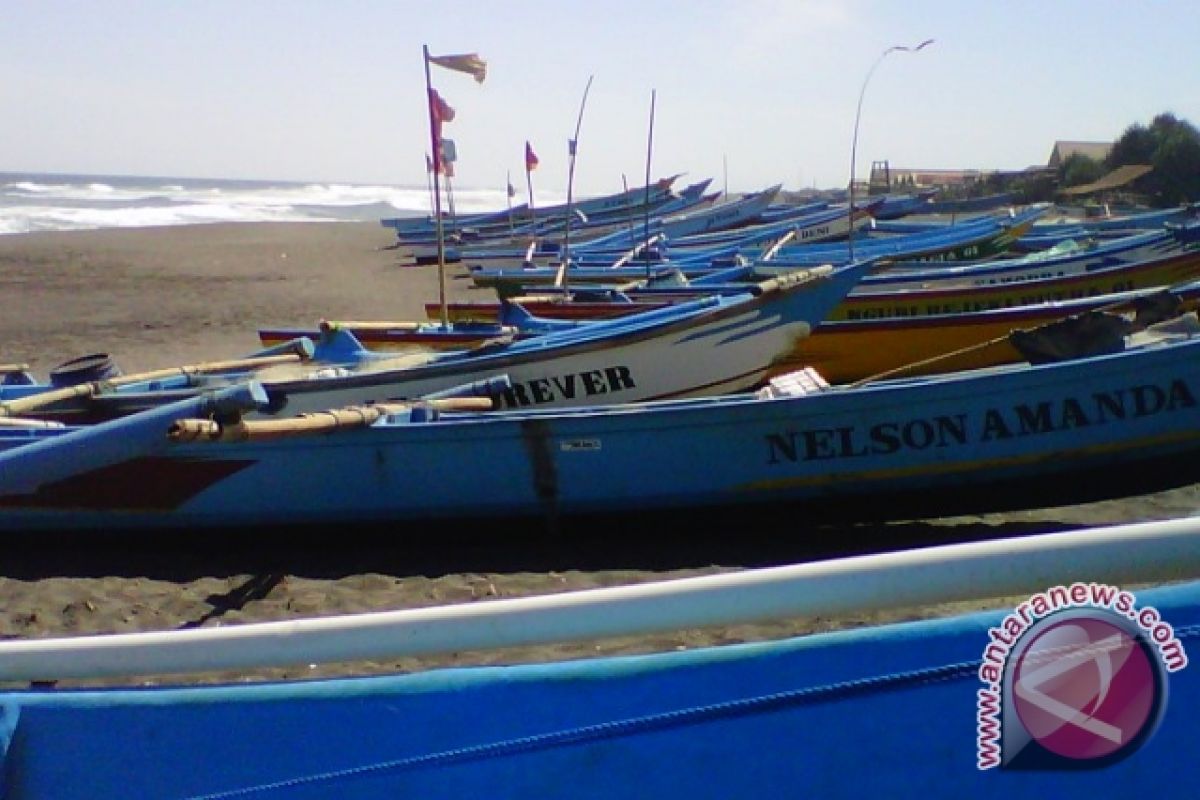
[2,517,1199,681]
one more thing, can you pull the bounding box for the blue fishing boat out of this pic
[467,205,1049,295]
[4,308,1200,532]
[460,193,877,275]
[1,519,1197,798]
[437,221,1200,324]
[380,174,689,239]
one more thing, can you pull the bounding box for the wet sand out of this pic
[1,221,1198,687]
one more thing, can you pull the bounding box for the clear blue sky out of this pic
[4,1,1198,195]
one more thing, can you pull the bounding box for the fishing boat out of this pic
[381,174,688,241]
[5,309,1200,533]
[466,205,1048,295]
[0,262,868,425]
[406,180,721,265]
[770,280,1200,383]
[458,193,877,276]
[876,202,1200,253]
[1,519,1197,797]
[429,223,1200,328]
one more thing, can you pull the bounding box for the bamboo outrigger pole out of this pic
[4,517,1199,680]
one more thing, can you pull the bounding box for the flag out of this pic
[428,88,456,125]
[525,141,539,172]
[428,89,456,174]
[427,52,487,84]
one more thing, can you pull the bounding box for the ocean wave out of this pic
[0,172,566,235]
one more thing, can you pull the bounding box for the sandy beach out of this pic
[2,220,1199,688]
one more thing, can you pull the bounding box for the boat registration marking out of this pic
[560,439,601,452]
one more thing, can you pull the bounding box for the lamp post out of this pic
[848,38,934,262]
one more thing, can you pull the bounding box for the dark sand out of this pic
[1,221,1198,687]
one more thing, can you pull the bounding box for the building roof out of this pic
[1049,141,1113,168]
[1059,164,1153,196]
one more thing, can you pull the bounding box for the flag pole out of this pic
[506,170,514,235]
[526,151,536,216]
[422,44,450,329]
[643,88,657,279]
[555,74,595,297]
[622,173,635,242]
[425,154,435,217]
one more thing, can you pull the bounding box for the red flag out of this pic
[429,89,456,174]
[429,88,456,126]
[525,141,539,172]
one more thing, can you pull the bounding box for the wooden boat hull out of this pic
[2,263,868,425]
[412,283,1200,385]
[6,330,1200,531]
[399,250,1200,383]
[773,283,1200,383]
[832,245,1200,321]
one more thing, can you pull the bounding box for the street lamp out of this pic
[848,38,934,262]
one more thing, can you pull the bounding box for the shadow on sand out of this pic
[5,508,1081,583]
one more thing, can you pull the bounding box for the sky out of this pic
[4,1,1199,196]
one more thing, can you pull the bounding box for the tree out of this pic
[1107,112,1200,206]
[1059,153,1106,188]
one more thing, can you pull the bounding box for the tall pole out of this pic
[425,154,435,217]
[526,164,536,216]
[422,44,450,329]
[555,74,594,296]
[622,173,635,242]
[847,38,933,263]
[643,89,657,279]
[506,170,514,235]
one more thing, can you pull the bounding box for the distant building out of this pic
[855,139,1119,199]
[867,161,985,193]
[1047,141,1113,169]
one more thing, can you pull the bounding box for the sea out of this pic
[0,171,549,236]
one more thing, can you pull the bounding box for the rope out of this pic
[183,621,1200,798]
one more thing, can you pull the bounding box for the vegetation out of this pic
[1052,112,1200,206]
[1107,113,1200,206]
[851,111,1199,207]
[1059,153,1107,189]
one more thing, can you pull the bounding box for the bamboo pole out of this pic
[0,353,305,418]
[642,90,658,280]
[0,417,68,429]
[423,44,450,330]
[168,397,496,443]
[554,75,595,295]
[2,517,1197,681]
